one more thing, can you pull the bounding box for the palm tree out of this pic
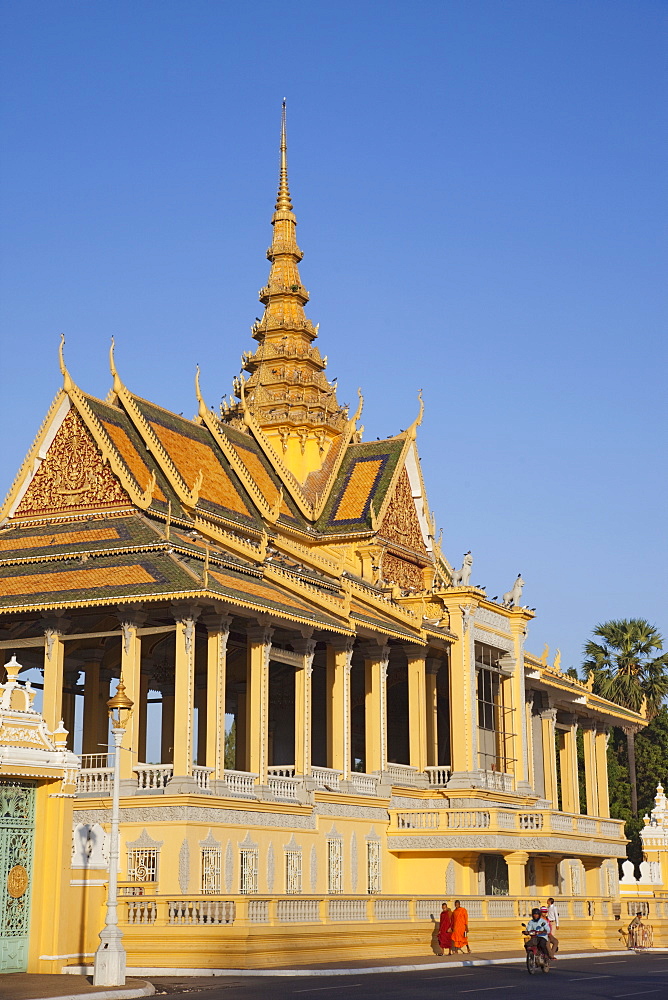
[583,619,668,816]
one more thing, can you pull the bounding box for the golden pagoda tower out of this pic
[224,101,347,482]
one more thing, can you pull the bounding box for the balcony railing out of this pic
[389,807,625,840]
[118,893,635,929]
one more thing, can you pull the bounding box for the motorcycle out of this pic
[521,924,550,974]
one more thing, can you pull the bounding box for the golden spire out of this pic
[222,102,347,482]
[275,99,293,212]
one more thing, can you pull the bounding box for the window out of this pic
[201,847,221,894]
[366,840,381,894]
[285,850,302,894]
[475,643,515,775]
[327,839,343,893]
[127,849,158,882]
[240,849,258,894]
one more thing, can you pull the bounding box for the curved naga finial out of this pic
[109,336,123,393]
[406,388,424,440]
[352,387,364,424]
[58,334,73,391]
[194,364,207,419]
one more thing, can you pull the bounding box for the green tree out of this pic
[583,619,668,815]
[224,720,236,770]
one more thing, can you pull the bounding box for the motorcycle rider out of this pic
[524,907,551,962]
[543,901,559,959]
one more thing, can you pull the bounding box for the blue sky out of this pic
[1,0,666,672]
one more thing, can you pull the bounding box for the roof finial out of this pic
[58,333,73,391]
[194,364,207,419]
[109,336,123,393]
[275,99,293,212]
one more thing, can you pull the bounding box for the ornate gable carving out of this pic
[378,467,427,555]
[15,409,131,519]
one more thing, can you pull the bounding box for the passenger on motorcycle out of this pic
[525,908,551,961]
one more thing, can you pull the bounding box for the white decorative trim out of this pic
[475,608,511,633]
[350,832,358,893]
[178,838,190,893]
[473,626,514,652]
[125,828,163,850]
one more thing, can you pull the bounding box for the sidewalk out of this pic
[0,975,154,1000]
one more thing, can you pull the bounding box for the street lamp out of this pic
[93,678,134,987]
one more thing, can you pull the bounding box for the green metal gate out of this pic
[0,781,35,973]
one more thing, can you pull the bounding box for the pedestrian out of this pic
[451,899,470,953]
[628,911,653,950]
[438,901,453,956]
[543,900,559,959]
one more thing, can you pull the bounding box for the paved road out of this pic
[151,953,668,1000]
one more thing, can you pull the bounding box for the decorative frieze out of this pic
[387,833,627,856]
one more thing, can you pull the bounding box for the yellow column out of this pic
[246,624,273,781]
[326,637,354,778]
[540,706,559,808]
[559,719,580,813]
[173,611,199,777]
[583,858,604,897]
[118,616,144,781]
[363,643,389,774]
[235,685,247,771]
[203,613,231,779]
[508,614,531,792]
[161,688,175,763]
[595,724,610,818]
[62,668,78,751]
[439,598,477,780]
[294,636,316,776]
[581,720,598,816]
[82,652,104,755]
[42,626,65,732]
[425,656,441,768]
[406,645,428,773]
[504,850,529,897]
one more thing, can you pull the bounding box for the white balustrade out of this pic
[460,899,484,918]
[277,899,320,923]
[551,813,575,832]
[497,811,517,830]
[134,763,173,790]
[424,766,450,786]
[328,898,368,922]
[267,775,299,799]
[168,899,235,924]
[247,899,270,923]
[126,900,157,924]
[447,810,490,829]
[518,899,540,918]
[222,770,258,797]
[518,813,544,830]
[479,770,514,792]
[600,820,622,838]
[349,773,379,796]
[76,768,114,795]
[488,898,515,918]
[193,766,213,791]
[576,817,597,836]
[395,811,440,830]
[572,900,585,918]
[267,764,296,778]
[415,899,445,919]
[374,898,410,921]
[384,763,419,786]
[311,767,342,789]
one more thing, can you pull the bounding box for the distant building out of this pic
[0,107,647,972]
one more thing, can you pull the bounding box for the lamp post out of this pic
[93,678,133,987]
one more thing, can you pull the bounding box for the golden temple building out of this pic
[0,106,660,975]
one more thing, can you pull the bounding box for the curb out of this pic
[40,981,154,999]
[66,949,667,979]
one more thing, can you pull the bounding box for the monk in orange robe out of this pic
[451,899,470,952]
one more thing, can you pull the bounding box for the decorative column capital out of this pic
[503,850,530,866]
[404,643,426,662]
[359,641,390,663]
[200,612,232,634]
[328,635,355,655]
[170,601,201,625]
[291,636,317,657]
[540,707,557,722]
[425,655,443,676]
[579,717,597,731]
[247,623,273,645]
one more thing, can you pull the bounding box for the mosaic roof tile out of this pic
[132,399,260,526]
[219,424,302,523]
[0,550,198,610]
[208,567,345,630]
[0,514,162,564]
[315,439,404,534]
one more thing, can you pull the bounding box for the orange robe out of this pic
[451,905,468,948]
